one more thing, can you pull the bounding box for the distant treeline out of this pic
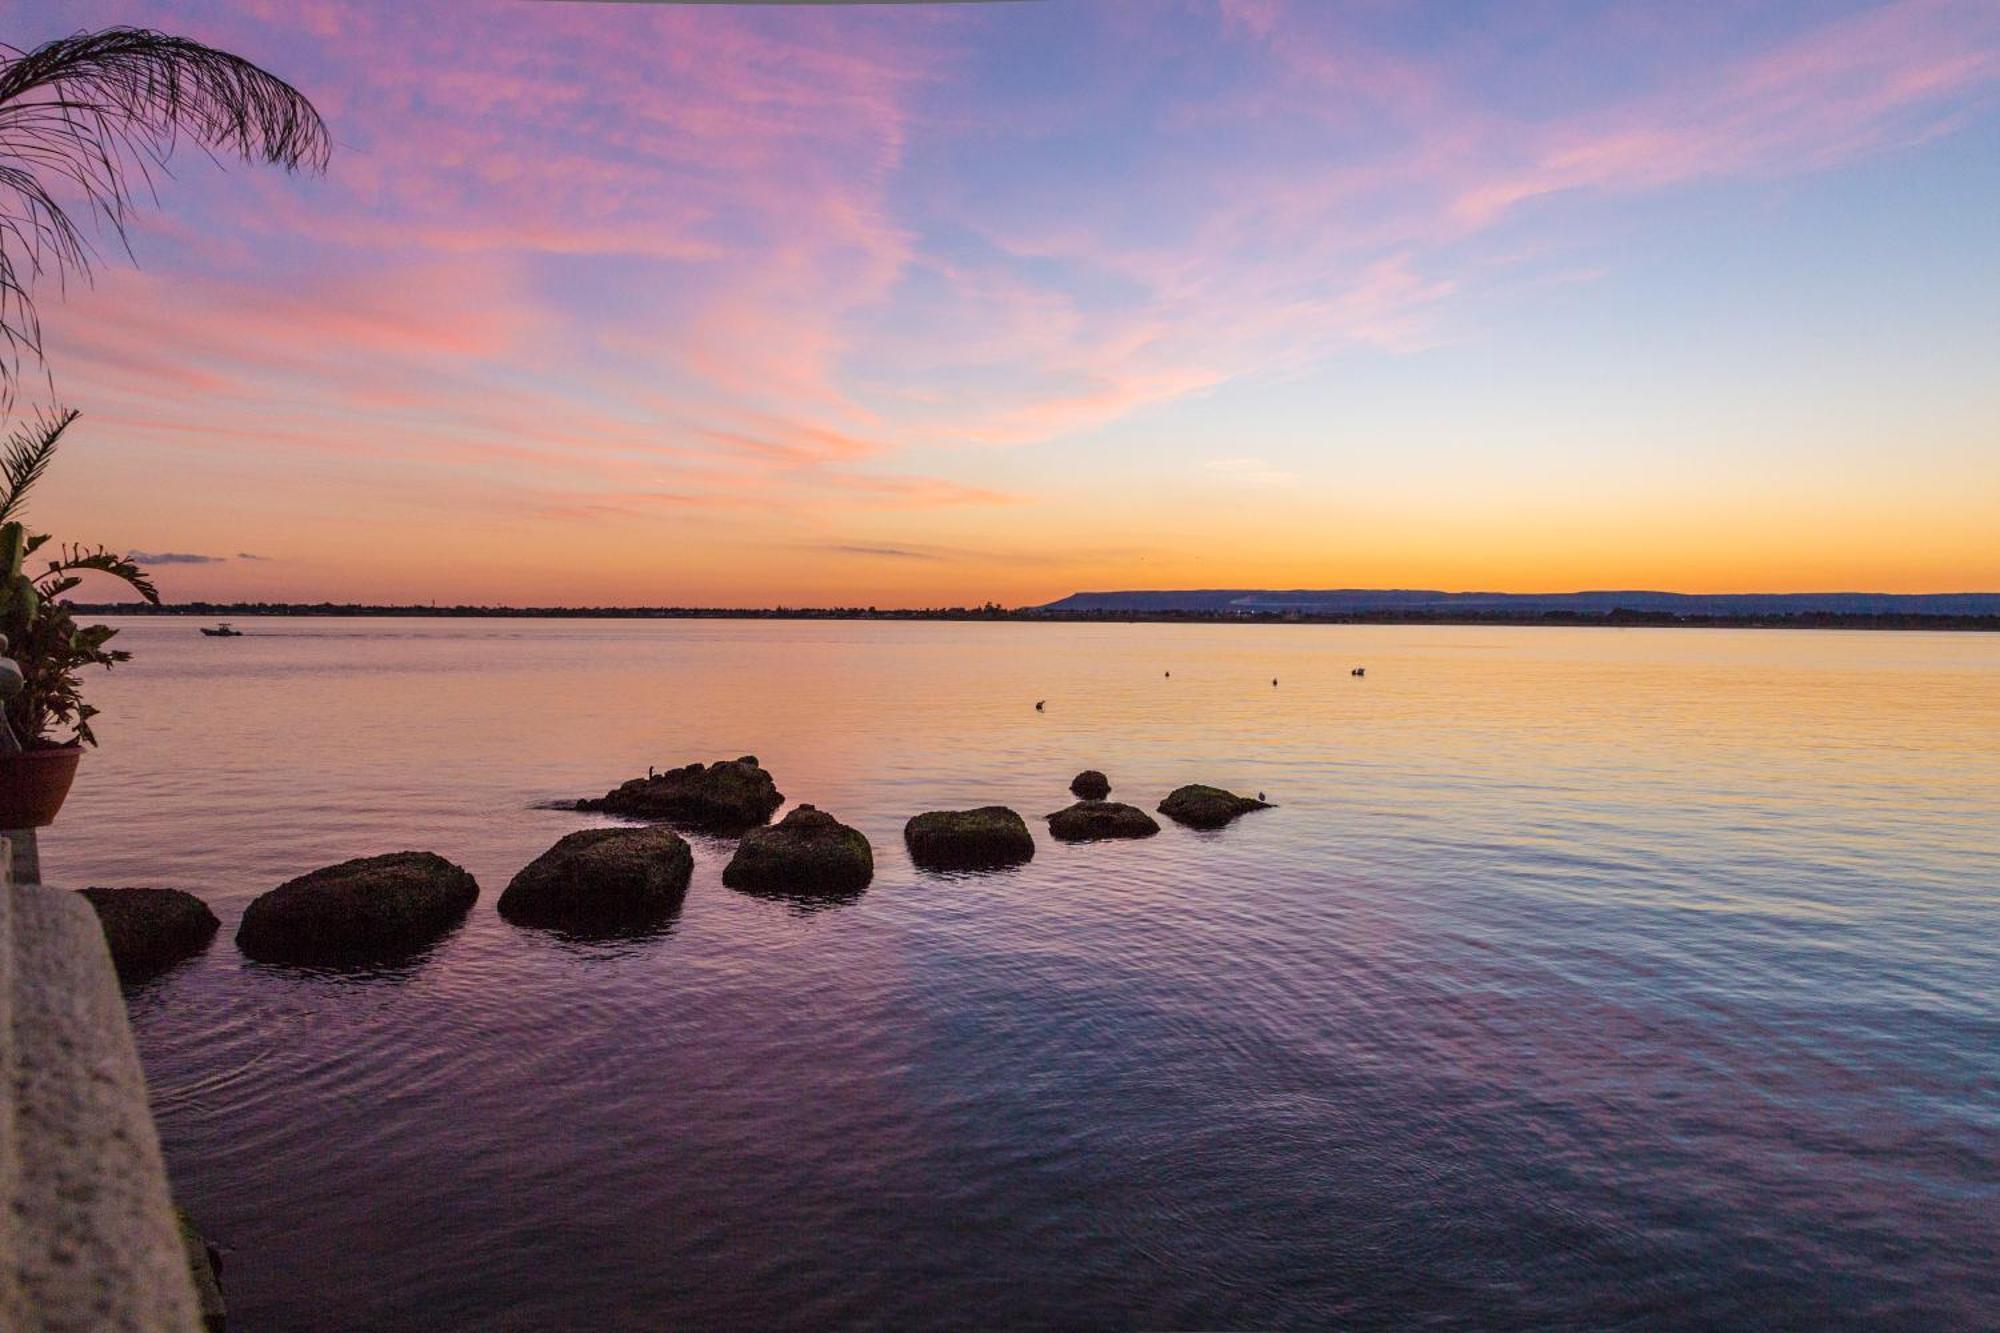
[75,601,1022,621]
[69,601,2000,630]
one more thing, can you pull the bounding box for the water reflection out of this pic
[47,618,2000,1331]
[235,946,453,985]
[724,879,868,914]
[501,904,685,950]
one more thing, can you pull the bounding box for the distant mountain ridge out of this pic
[1039,588,2000,618]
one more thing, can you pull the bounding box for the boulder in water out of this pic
[1045,800,1160,842]
[1157,784,1273,830]
[723,805,873,897]
[576,756,782,833]
[904,806,1036,871]
[236,851,478,965]
[1069,770,1111,800]
[499,826,693,931]
[77,887,220,982]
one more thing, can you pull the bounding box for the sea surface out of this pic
[51,618,2000,1331]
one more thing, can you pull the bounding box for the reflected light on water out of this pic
[52,619,2000,1331]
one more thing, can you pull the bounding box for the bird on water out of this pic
[1035,699,1046,711]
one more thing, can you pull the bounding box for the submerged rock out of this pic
[236,852,478,965]
[576,756,782,833]
[1069,770,1111,800]
[174,1207,226,1333]
[1157,784,1273,830]
[1045,800,1160,842]
[499,826,693,931]
[77,887,220,982]
[723,804,873,897]
[905,806,1036,871]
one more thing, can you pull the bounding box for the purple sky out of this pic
[11,0,1999,603]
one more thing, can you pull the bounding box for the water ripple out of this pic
[54,619,2000,1330]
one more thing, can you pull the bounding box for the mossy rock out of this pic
[1045,800,1160,842]
[499,826,693,931]
[236,852,478,965]
[1157,784,1273,830]
[577,756,783,833]
[77,887,219,982]
[905,806,1036,871]
[1068,770,1111,800]
[723,805,873,898]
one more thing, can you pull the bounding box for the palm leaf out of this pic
[0,27,329,393]
[42,542,159,604]
[0,404,76,522]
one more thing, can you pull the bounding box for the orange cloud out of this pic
[12,0,1998,604]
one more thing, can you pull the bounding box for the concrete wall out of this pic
[4,847,205,1332]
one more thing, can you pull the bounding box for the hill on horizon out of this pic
[1038,589,2000,618]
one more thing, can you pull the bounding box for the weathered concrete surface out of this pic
[5,872,205,1331]
[2,873,19,1332]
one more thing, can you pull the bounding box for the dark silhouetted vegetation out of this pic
[68,600,2000,631]
[0,25,329,395]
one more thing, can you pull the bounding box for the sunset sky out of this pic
[12,0,2000,606]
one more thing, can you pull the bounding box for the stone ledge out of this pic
[5,867,204,1332]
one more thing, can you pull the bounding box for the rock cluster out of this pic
[723,804,874,898]
[1045,800,1161,842]
[220,756,1279,971]
[905,807,1036,871]
[1068,770,1111,800]
[499,826,692,932]
[77,887,219,982]
[1157,784,1272,830]
[577,756,782,833]
[236,851,478,965]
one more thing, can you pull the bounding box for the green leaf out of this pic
[0,410,78,525]
[50,545,161,605]
[0,522,24,580]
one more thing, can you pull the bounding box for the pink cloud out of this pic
[918,0,1999,450]
[1449,0,2000,226]
[15,0,2000,603]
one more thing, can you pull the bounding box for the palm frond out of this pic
[0,27,330,391]
[0,403,76,522]
[43,541,160,605]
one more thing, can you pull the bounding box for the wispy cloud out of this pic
[824,544,945,561]
[127,551,228,565]
[15,0,2000,601]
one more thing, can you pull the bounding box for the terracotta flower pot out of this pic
[0,744,82,828]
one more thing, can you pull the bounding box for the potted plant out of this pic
[0,409,157,828]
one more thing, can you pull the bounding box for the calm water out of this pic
[50,619,2000,1330]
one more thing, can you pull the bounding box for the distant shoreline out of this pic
[73,603,2000,631]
